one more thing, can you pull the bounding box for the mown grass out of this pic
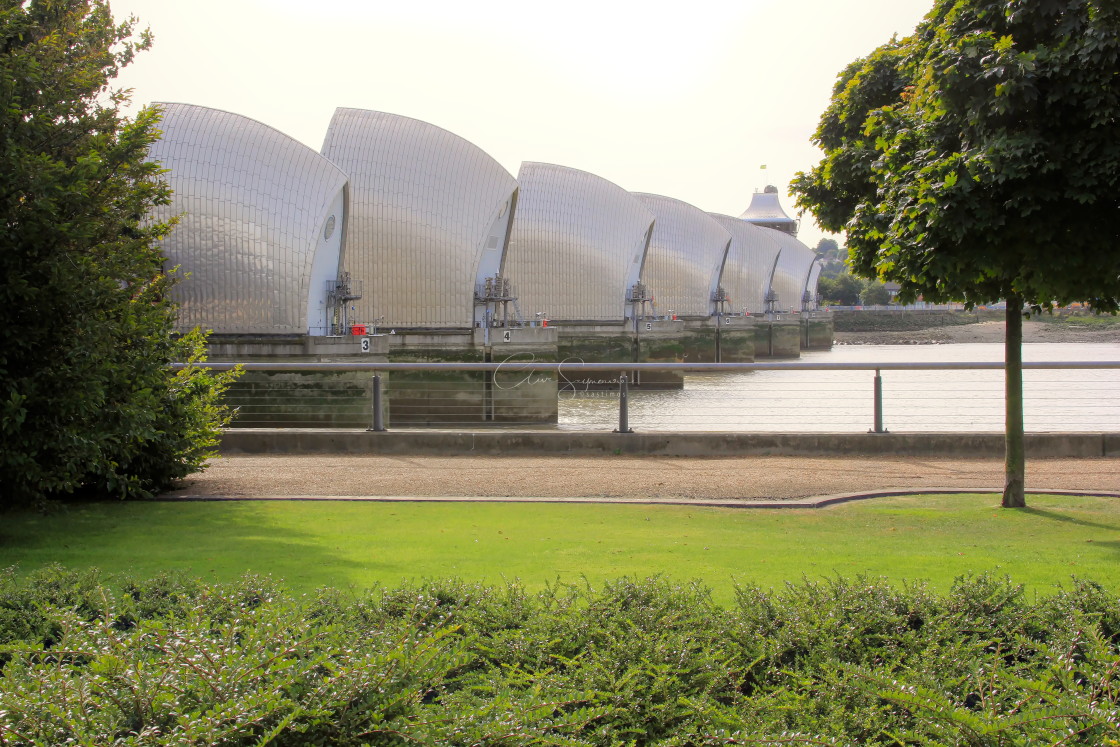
[8,492,1120,604]
[1,494,1117,603]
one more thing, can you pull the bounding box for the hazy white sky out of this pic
[110,0,933,249]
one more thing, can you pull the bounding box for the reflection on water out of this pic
[557,343,1120,433]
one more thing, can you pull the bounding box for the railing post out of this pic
[613,373,634,434]
[367,373,386,432]
[870,368,887,434]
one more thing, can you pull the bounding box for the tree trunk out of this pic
[1003,295,1026,508]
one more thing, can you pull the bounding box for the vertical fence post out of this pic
[613,373,634,434]
[870,368,887,434]
[367,373,386,432]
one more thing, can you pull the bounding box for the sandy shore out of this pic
[835,320,1120,345]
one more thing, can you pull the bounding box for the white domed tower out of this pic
[739,185,799,236]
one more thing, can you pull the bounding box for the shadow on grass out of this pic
[1017,506,1120,533]
[0,501,377,588]
[1087,540,1120,557]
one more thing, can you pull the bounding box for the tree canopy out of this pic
[794,0,1120,311]
[818,273,864,305]
[792,0,1120,506]
[1,0,236,507]
[813,238,847,278]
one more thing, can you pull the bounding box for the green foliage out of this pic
[793,0,1120,313]
[104,329,241,498]
[814,238,847,279]
[0,0,238,506]
[815,238,840,257]
[4,494,1120,602]
[793,39,913,241]
[861,281,892,306]
[818,273,866,305]
[817,272,891,305]
[792,0,1120,507]
[1,569,1119,745]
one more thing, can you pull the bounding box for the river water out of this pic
[556,343,1120,433]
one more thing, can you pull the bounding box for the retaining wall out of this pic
[220,430,1120,459]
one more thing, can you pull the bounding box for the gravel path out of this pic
[166,454,1120,503]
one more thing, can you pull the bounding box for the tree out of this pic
[1,0,237,507]
[861,281,892,307]
[793,0,1120,507]
[818,273,866,305]
[813,238,848,278]
[814,238,841,259]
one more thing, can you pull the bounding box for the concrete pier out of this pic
[210,335,388,428]
[753,317,802,358]
[802,313,835,350]
[208,312,831,429]
[382,327,559,426]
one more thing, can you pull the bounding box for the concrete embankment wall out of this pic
[220,430,1120,459]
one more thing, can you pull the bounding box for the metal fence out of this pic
[177,361,1120,434]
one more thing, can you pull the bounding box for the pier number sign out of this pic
[360,337,371,353]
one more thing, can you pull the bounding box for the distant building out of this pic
[504,162,654,323]
[739,185,799,236]
[633,193,732,319]
[321,108,518,330]
[767,229,819,314]
[147,104,825,335]
[708,214,782,315]
[147,103,348,336]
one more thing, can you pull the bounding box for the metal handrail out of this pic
[188,359,1120,434]
[173,361,1120,372]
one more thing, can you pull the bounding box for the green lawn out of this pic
[2,494,1117,603]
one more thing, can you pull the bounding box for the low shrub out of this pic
[0,568,1117,745]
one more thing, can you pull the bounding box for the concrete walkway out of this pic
[166,454,1120,506]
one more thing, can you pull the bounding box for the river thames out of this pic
[557,343,1120,433]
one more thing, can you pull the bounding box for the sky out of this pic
[109,0,934,250]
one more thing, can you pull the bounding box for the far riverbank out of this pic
[833,312,1120,345]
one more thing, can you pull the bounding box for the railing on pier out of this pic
[174,361,1120,434]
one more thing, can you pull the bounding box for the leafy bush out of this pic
[0,2,239,507]
[0,569,1118,745]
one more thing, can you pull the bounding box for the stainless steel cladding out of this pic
[505,163,654,322]
[708,214,783,315]
[804,261,823,311]
[738,186,799,235]
[321,108,518,329]
[633,194,732,319]
[147,103,348,335]
[768,229,819,313]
